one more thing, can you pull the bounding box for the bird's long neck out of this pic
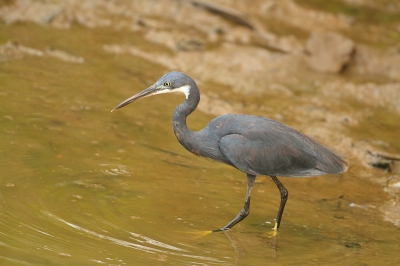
[172,85,200,152]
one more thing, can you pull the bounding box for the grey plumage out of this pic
[112,71,348,232]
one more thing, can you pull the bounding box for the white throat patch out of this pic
[174,85,191,99]
[154,85,191,99]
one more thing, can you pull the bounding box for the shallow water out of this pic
[1,23,400,266]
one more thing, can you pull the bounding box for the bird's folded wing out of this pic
[218,133,328,177]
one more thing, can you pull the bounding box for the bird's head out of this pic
[111,71,195,112]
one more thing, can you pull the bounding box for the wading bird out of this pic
[112,71,348,232]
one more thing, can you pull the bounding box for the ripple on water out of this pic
[43,212,226,265]
[99,164,132,176]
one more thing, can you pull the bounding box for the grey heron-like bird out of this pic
[112,71,348,232]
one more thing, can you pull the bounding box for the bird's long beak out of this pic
[111,85,158,112]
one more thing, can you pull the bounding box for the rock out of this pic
[0,0,63,25]
[387,175,400,188]
[267,83,293,97]
[322,81,400,114]
[0,40,43,61]
[380,200,400,227]
[348,44,400,82]
[198,93,242,116]
[0,41,24,61]
[268,0,351,32]
[144,30,204,52]
[45,47,85,64]
[390,161,400,174]
[188,0,255,30]
[305,31,355,73]
[102,42,299,95]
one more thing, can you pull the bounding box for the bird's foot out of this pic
[211,227,229,233]
[266,221,279,238]
[273,220,278,232]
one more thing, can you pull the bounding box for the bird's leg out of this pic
[213,174,256,232]
[270,176,288,232]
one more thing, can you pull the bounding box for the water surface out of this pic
[0,22,399,266]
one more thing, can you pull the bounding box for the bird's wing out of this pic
[218,131,328,177]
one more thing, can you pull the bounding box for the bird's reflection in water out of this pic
[184,226,280,265]
[222,230,278,265]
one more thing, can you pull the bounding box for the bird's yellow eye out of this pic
[163,82,171,87]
